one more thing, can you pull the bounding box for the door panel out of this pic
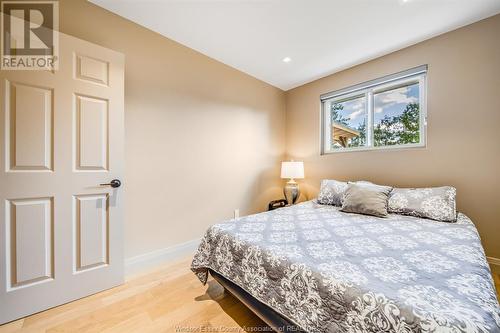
[75,95,108,171]
[75,54,109,86]
[74,194,109,271]
[6,82,53,171]
[7,198,53,290]
[0,30,124,324]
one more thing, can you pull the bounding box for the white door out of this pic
[0,32,125,324]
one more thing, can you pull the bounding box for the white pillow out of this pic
[317,179,348,206]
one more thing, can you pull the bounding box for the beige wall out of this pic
[59,1,286,259]
[285,14,500,258]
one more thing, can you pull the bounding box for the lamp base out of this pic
[284,179,300,205]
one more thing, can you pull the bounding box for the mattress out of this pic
[191,200,500,332]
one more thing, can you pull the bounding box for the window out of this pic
[321,66,427,154]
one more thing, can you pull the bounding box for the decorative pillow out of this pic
[340,183,392,217]
[317,179,348,206]
[388,186,457,222]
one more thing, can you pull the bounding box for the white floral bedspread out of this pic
[191,201,500,332]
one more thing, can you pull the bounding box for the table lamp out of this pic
[281,161,304,205]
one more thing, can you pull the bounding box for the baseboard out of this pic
[125,238,201,278]
[487,256,500,268]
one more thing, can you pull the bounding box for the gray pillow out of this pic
[388,186,457,222]
[341,183,392,217]
[317,179,348,206]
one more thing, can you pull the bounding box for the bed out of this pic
[191,200,500,332]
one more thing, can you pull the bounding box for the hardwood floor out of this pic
[1,259,499,333]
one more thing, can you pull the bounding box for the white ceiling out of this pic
[90,0,500,91]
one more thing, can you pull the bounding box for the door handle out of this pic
[100,179,122,188]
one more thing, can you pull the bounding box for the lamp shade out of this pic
[281,161,304,179]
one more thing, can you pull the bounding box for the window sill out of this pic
[321,142,427,155]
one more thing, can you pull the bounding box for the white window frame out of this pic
[320,65,427,154]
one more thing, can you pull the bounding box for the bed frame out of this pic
[210,270,305,333]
